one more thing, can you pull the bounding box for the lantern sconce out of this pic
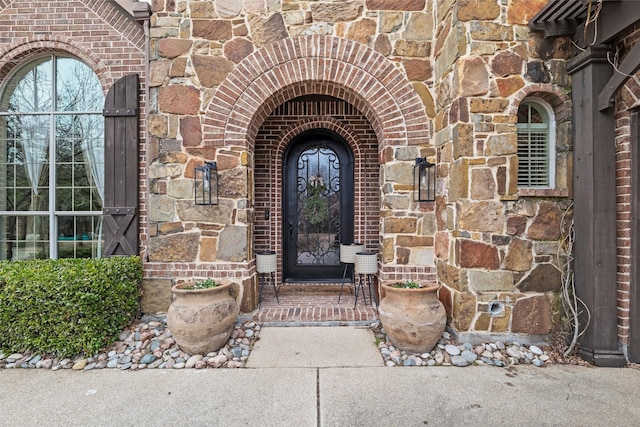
[194,161,218,206]
[413,157,436,202]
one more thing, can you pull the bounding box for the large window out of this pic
[517,99,556,188]
[0,55,104,260]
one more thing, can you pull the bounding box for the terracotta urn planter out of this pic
[167,280,240,355]
[378,282,446,353]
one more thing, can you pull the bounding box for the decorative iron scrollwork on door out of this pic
[295,144,341,266]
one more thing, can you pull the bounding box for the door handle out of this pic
[288,222,293,239]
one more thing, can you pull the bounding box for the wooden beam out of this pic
[598,41,640,110]
[528,0,585,37]
[567,46,627,367]
[589,0,640,45]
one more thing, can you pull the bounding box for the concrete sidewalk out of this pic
[1,327,639,426]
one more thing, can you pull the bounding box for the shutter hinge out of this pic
[103,108,138,117]
[103,207,137,215]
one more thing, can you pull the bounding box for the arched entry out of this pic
[202,36,432,308]
[283,130,354,281]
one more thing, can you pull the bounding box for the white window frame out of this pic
[516,98,556,189]
[0,54,104,260]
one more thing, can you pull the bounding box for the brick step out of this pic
[252,281,378,323]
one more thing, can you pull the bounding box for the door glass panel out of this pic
[296,145,341,266]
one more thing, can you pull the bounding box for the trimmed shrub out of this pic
[0,256,141,357]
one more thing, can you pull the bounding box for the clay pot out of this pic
[378,282,446,353]
[167,281,239,354]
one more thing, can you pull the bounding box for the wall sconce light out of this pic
[194,161,218,205]
[413,157,436,202]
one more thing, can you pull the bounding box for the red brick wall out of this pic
[614,22,640,346]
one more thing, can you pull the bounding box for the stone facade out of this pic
[138,0,573,342]
[432,0,572,340]
[145,0,436,313]
[0,0,598,344]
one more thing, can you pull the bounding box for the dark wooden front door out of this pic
[283,130,354,281]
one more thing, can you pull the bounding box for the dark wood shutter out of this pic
[102,74,139,257]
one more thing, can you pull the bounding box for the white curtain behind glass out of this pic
[22,115,49,197]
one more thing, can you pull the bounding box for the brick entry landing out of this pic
[248,283,379,324]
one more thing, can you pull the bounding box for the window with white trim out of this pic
[0,55,104,260]
[517,99,556,188]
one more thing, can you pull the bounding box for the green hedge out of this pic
[0,256,142,357]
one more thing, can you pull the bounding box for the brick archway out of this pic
[508,84,571,118]
[202,35,430,151]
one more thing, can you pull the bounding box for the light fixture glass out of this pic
[194,161,218,205]
[413,157,436,202]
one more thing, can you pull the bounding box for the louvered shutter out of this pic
[517,125,550,187]
[102,74,139,256]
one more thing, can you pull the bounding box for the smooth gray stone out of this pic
[451,355,468,367]
[140,354,157,365]
[461,350,477,364]
[444,344,460,356]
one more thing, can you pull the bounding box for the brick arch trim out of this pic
[274,117,363,160]
[508,84,571,122]
[0,37,115,95]
[203,35,430,152]
[619,73,640,111]
[271,117,365,208]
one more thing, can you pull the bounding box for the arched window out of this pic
[517,98,556,188]
[0,55,104,260]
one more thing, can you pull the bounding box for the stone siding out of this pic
[0,0,592,341]
[146,0,436,311]
[144,0,577,335]
[432,0,573,339]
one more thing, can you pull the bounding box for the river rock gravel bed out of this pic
[0,316,588,370]
[372,322,565,368]
[0,315,260,371]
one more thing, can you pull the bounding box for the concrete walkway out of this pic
[1,327,639,427]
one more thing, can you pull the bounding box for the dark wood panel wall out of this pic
[568,46,626,367]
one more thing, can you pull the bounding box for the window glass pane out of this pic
[56,187,72,211]
[529,105,544,124]
[78,114,104,204]
[517,104,528,123]
[0,215,50,260]
[0,56,104,259]
[57,215,103,258]
[6,57,53,113]
[0,113,50,210]
[73,187,93,211]
[0,138,49,211]
[56,163,72,186]
[56,57,103,112]
[74,163,90,187]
